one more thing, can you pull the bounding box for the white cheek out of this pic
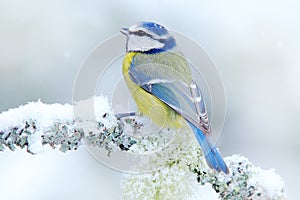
[127,35,164,52]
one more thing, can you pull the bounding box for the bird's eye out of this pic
[136,30,147,36]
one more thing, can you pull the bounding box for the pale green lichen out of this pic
[121,132,287,200]
[0,100,287,199]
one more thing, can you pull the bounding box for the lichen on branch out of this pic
[0,97,286,200]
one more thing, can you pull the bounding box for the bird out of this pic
[120,21,229,174]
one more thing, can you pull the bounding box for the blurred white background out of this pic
[1,0,299,199]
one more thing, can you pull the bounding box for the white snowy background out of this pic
[0,0,299,199]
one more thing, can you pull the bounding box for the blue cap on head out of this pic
[140,21,168,36]
[121,21,176,53]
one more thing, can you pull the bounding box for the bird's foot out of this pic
[115,112,136,119]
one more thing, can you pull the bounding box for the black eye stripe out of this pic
[131,30,151,37]
[136,30,147,36]
[130,30,169,43]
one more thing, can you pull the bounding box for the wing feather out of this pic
[129,52,210,134]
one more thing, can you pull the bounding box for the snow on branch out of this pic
[0,97,135,154]
[0,97,286,200]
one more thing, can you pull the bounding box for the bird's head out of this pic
[120,21,176,53]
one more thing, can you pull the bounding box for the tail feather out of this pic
[187,121,229,174]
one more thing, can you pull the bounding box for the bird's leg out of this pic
[115,112,137,135]
[114,112,136,119]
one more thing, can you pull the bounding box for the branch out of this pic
[0,97,136,154]
[0,97,286,199]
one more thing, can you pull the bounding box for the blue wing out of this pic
[127,52,229,174]
[129,52,210,134]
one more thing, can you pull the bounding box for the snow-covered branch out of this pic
[0,97,136,154]
[0,97,287,199]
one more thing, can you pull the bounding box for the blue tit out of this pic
[120,21,229,174]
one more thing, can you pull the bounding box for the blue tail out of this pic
[187,121,229,174]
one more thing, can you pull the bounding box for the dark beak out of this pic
[120,27,129,35]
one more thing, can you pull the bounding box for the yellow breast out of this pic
[122,52,184,129]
